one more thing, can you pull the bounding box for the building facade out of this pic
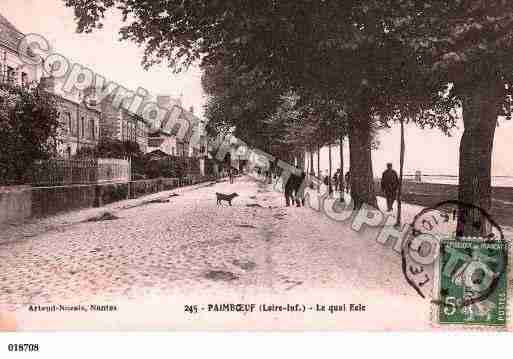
[1,13,102,158]
[1,12,209,159]
[56,95,102,158]
[2,11,150,157]
[146,95,184,156]
[84,87,150,154]
[38,77,101,158]
[0,13,38,87]
[146,95,208,158]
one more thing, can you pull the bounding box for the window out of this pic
[121,120,126,140]
[70,114,77,137]
[21,72,28,87]
[81,117,85,138]
[57,111,66,134]
[7,66,15,84]
[90,119,95,140]
[63,112,72,135]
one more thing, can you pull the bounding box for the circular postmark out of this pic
[401,200,508,316]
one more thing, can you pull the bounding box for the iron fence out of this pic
[28,158,131,186]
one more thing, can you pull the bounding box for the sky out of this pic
[317,120,513,177]
[2,0,513,177]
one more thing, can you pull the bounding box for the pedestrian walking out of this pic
[229,168,235,184]
[337,169,345,194]
[333,169,340,192]
[323,171,333,198]
[345,170,351,194]
[381,163,400,212]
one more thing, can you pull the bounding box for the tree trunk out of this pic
[396,119,405,227]
[310,149,314,176]
[328,143,333,197]
[317,145,321,193]
[339,136,344,200]
[305,150,309,174]
[348,114,377,209]
[458,83,503,237]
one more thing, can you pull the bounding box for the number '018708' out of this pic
[7,344,40,352]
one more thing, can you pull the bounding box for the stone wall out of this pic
[375,180,513,206]
[0,186,32,225]
[0,176,213,226]
[31,184,97,218]
[374,180,513,226]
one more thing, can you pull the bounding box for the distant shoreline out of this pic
[385,181,513,227]
[403,176,513,188]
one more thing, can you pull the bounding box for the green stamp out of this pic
[436,238,508,326]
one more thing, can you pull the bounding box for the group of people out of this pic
[320,163,401,212]
[324,169,351,196]
[270,162,401,213]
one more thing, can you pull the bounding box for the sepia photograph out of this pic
[0,0,512,342]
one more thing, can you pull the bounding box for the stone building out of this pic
[1,13,101,158]
[39,77,102,158]
[147,95,207,158]
[1,11,149,157]
[56,96,102,158]
[83,87,149,153]
[0,13,38,87]
[146,95,181,156]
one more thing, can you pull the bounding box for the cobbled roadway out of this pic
[1,176,511,330]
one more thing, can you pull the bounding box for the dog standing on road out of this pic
[216,192,239,206]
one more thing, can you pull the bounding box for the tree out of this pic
[317,144,321,194]
[339,136,344,201]
[75,138,142,159]
[396,118,406,227]
[328,143,333,196]
[379,0,513,235]
[202,62,284,153]
[0,82,60,185]
[63,0,460,211]
[63,0,381,207]
[309,150,314,176]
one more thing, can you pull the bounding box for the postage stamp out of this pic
[432,238,509,327]
[400,200,510,328]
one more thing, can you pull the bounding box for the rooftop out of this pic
[0,12,23,53]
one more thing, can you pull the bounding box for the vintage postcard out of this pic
[1,0,512,336]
